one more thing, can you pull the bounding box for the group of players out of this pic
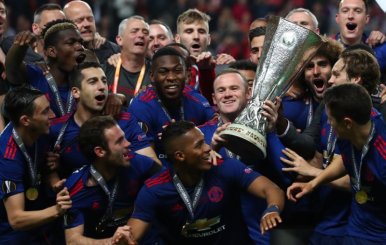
[0,0,385,244]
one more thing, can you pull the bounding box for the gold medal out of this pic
[181,222,190,237]
[355,190,368,204]
[25,187,39,201]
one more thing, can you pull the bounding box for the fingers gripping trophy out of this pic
[220,16,325,164]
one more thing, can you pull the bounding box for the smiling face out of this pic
[304,55,332,101]
[175,20,211,57]
[73,67,108,113]
[213,72,250,122]
[152,55,186,101]
[336,0,369,45]
[178,127,213,172]
[117,18,150,56]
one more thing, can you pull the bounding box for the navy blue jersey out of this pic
[129,86,214,161]
[131,158,260,245]
[338,114,386,243]
[26,64,75,118]
[282,96,318,131]
[49,112,151,177]
[0,124,55,243]
[64,153,161,242]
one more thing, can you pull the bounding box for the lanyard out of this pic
[173,174,204,221]
[156,94,184,122]
[306,98,313,127]
[351,123,375,192]
[12,129,38,186]
[112,57,146,96]
[324,125,337,167]
[45,73,74,116]
[90,165,119,225]
[53,118,70,150]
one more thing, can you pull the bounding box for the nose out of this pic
[192,30,199,40]
[313,65,320,75]
[123,138,131,148]
[348,10,354,19]
[48,108,55,119]
[203,142,211,153]
[328,76,335,86]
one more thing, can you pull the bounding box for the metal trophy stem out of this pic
[220,16,324,164]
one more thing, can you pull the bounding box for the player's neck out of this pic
[47,64,69,86]
[176,168,203,187]
[74,106,98,127]
[340,35,362,46]
[220,113,237,124]
[93,161,118,181]
[15,126,38,146]
[351,120,372,150]
[121,52,145,73]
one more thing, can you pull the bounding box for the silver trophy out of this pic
[220,16,324,163]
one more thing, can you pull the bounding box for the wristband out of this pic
[261,204,280,219]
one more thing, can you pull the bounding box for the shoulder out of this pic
[136,87,157,103]
[183,86,211,107]
[144,168,173,189]
[65,165,88,196]
[0,124,18,160]
[198,117,219,129]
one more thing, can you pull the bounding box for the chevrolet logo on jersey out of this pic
[182,216,225,238]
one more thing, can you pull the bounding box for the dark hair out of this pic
[161,120,196,160]
[165,42,191,68]
[314,37,344,68]
[248,27,266,43]
[340,49,380,94]
[3,87,44,126]
[34,3,62,24]
[69,62,102,89]
[78,115,117,162]
[42,18,78,49]
[151,46,186,71]
[229,59,257,72]
[324,83,371,125]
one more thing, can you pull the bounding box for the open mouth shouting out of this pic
[95,94,106,105]
[312,79,326,94]
[346,22,357,32]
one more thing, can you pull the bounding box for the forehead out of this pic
[81,67,105,79]
[150,24,169,35]
[310,55,330,64]
[39,10,65,25]
[287,12,313,26]
[67,2,93,16]
[153,55,183,68]
[179,20,209,32]
[340,0,366,9]
[126,19,149,31]
[104,125,123,142]
[33,95,50,111]
[214,72,245,87]
[56,28,81,40]
[251,35,265,47]
[332,58,345,71]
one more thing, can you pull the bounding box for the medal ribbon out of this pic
[306,98,313,127]
[173,174,204,221]
[351,123,375,192]
[156,93,184,122]
[324,125,337,167]
[46,73,74,116]
[12,129,38,186]
[112,57,146,97]
[90,165,119,225]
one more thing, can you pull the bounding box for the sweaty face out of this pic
[176,21,210,57]
[180,127,212,172]
[103,125,132,167]
[335,0,369,44]
[304,55,332,101]
[75,67,108,113]
[213,73,250,121]
[287,12,318,32]
[152,55,186,101]
[250,35,265,64]
[52,29,85,71]
[29,96,55,135]
[118,19,150,56]
[147,24,173,58]
[64,2,96,42]
[328,58,352,87]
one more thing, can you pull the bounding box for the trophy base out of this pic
[220,124,267,164]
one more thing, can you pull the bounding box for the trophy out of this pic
[220,16,324,164]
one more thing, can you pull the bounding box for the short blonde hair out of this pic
[176,8,210,34]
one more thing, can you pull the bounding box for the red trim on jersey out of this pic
[145,170,172,188]
[69,178,84,197]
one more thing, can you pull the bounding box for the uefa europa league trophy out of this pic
[220,16,324,163]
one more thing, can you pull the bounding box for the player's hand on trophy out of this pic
[211,122,231,152]
[261,97,281,132]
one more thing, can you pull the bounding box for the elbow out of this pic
[9,218,29,231]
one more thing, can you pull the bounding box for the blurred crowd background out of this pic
[3,0,386,60]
